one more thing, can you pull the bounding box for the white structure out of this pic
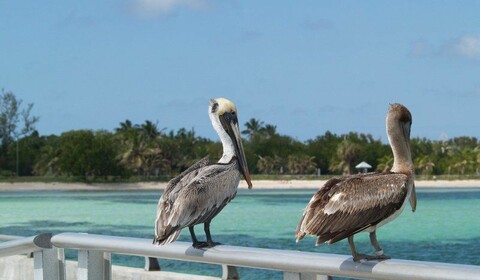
[2,232,480,280]
[355,161,372,173]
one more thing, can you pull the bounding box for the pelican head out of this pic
[209,98,252,189]
[387,103,412,134]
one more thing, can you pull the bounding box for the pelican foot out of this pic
[353,253,375,262]
[206,241,222,248]
[192,241,209,249]
[353,253,391,262]
[373,254,391,260]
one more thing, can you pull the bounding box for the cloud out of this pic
[130,0,210,17]
[410,35,480,60]
[445,35,480,59]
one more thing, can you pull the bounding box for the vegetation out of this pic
[1,91,480,182]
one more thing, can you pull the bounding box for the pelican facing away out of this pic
[154,98,252,248]
[295,103,416,262]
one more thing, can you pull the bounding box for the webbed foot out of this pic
[353,253,391,262]
[192,241,209,249]
[206,241,222,248]
[373,254,391,260]
[353,253,376,262]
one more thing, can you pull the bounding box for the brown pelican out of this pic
[295,103,416,262]
[154,98,252,248]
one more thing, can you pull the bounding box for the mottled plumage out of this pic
[296,103,415,261]
[296,172,408,244]
[154,98,252,248]
[154,157,240,245]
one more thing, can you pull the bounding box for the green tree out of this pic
[115,120,165,176]
[33,138,60,176]
[242,118,265,140]
[306,131,342,175]
[287,154,317,174]
[376,155,393,172]
[257,155,285,174]
[7,131,44,176]
[415,155,435,177]
[0,90,39,175]
[261,124,277,139]
[330,138,362,175]
[57,130,120,181]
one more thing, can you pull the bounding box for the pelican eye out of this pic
[211,103,219,113]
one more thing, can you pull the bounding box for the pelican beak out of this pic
[410,182,417,212]
[220,113,253,189]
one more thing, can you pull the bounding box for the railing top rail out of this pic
[51,232,480,280]
[0,233,52,258]
[0,234,22,241]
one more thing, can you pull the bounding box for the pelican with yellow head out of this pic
[154,98,252,248]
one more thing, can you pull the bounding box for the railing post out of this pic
[33,247,65,280]
[284,272,332,280]
[144,257,161,271]
[77,250,112,280]
[284,272,301,280]
[222,264,239,280]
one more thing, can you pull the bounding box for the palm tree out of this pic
[116,119,134,133]
[287,154,316,174]
[329,139,362,175]
[257,155,275,174]
[452,149,477,175]
[142,146,164,177]
[415,155,435,177]
[33,145,60,176]
[257,154,286,174]
[141,120,162,140]
[242,118,265,139]
[261,124,277,139]
[118,130,146,175]
[376,155,393,173]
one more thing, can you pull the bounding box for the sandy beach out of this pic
[0,179,479,192]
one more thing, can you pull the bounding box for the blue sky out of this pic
[1,1,479,142]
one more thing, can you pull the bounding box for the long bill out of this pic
[221,114,253,189]
[402,122,416,211]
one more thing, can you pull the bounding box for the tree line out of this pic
[1,91,479,181]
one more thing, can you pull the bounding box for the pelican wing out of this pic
[154,161,238,245]
[296,173,408,244]
[154,156,210,244]
[164,156,210,199]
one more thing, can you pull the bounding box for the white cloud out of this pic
[445,35,480,59]
[410,35,480,60]
[131,0,209,17]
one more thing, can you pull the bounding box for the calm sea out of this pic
[1,188,479,279]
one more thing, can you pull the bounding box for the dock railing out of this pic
[0,233,65,280]
[1,232,480,280]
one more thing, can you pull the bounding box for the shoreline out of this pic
[0,179,479,192]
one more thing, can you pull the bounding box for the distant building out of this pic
[355,161,372,173]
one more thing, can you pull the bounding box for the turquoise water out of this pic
[1,188,480,279]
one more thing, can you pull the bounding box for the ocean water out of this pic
[1,188,479,279]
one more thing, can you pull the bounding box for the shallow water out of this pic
[1,188,479,279]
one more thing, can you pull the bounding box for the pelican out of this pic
[154,98,252,248]
[295,103,416,262]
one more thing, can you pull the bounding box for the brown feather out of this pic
[296,172,408,244]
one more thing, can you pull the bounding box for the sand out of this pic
[0,179,479,192]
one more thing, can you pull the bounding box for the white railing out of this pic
[2,232,480,280]
[0,233,65,280]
